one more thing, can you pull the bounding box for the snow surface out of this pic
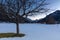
[0,23,60,40]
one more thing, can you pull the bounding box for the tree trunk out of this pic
[16,22,19,35]
[16,14,19,35]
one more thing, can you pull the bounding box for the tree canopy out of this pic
[0,0,48,18]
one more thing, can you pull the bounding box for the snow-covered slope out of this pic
[0,23,60,40]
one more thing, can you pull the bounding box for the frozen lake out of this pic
[0,23,60,40]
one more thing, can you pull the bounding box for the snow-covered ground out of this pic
[0,23,60,40]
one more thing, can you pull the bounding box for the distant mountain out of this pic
[1,4,60,24]
[1,10,60,24]
[37,10,60,24]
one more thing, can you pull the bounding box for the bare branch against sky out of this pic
[0,0,48,18]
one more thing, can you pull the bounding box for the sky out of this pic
[0,23,60,40]
[28,0,60,20]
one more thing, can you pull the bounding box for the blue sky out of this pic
[28,0,60,20]
[47,0,60,10]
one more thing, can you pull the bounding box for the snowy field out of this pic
[0,23,60,40]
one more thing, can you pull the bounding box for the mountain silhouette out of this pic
[37,10,60,24]
[0,5,60,24]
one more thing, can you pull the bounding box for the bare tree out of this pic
[0,0,48,36]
